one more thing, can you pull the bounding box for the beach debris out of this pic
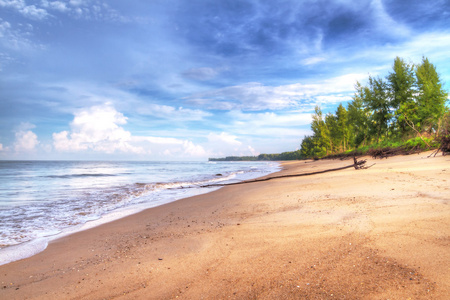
[367,147,418,159]
[353,156,374,169]
[199,157,374,188]
[429,135,450,157]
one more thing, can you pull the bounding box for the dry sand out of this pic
[1,152,449,299]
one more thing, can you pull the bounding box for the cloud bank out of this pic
[0,0,448,160]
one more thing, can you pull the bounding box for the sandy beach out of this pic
[1,152,449,299]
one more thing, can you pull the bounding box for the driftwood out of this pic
[428,135,450,157]
[367,146,424,159]
[353,156,370,169]
[200,157,374,188]
[439,135,450,155]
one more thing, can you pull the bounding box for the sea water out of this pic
[0,160,279,265]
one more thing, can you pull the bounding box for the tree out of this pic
[325,113,338,153]
[365,76,392,142]
[387,57,416,135]
[415,56,449,134]
[336,103,349,151]
[348,81,370,147]
[311,106,329,156]
[299,56,448,159]
[300,136,315,158]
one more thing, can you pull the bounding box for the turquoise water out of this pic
[0,160,279,264]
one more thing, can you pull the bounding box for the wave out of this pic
[44,173,117,179]
[135,171,243,192]
[0,161,281,265]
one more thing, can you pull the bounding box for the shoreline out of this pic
[1,152,449,299]
[0,161,280,266]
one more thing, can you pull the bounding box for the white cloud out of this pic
[208,132,242,147]
[395,32,450,70]
[0,1,49,20]
[247,145,259,156]
[0,19,12,38]
[16,122,36,131]
[200,110,313,155]
[182,140,207,157]
[51,103,209,159]
[186,73,367,111]
[226,110,312,128]
[341,31,450,85]
[40,81,212,122]
[0,143,3,151]
[14,125,39,152]
[0,0,128,22]
[41,0,69,12]
[205,132,259,158]
[20,4,48,20]
[53,103,145,154]
[301,56,326,66]
[69,0,85,6]
[129,137,207,159]
[0,18,36,51]
[186,82,298,111]
[132,136,207,158]
[0,0,24,10]
[138,103,211,121]
[218,111,312,145]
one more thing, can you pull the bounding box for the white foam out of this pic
[0,161,281,265]
[0,238,48,265]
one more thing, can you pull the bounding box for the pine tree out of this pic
[299,56,448,159]
[348,81,370,147]
[415,56,449,134]
[300,136,314,158]
[336,104,349,151]
[365,76,392,142]
[325,113,338,153]
[387,57,416,135]
[311,106,329,156]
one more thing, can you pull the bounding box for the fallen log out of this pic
[199,157,374,188]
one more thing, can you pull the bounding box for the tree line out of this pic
[209,151,302,161]
[300,56,449,159]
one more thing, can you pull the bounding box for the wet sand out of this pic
[1,152,449,299]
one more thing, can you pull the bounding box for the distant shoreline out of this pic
[209,150,303,161]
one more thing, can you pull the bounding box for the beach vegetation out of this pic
[300,56,449,159]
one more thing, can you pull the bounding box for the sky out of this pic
[0,0,449,161]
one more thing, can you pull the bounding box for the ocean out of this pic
[0,160,280,265]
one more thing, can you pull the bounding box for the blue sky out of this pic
[0,0,449,160]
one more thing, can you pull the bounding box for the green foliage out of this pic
[348,81,370,147]
[336,103,349,151]
[403,137,437,150]
[388,57,417,135]
[311,106,330,156]
[300,56,449,159]
[365,76,392,142]
[415,57,449,133]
